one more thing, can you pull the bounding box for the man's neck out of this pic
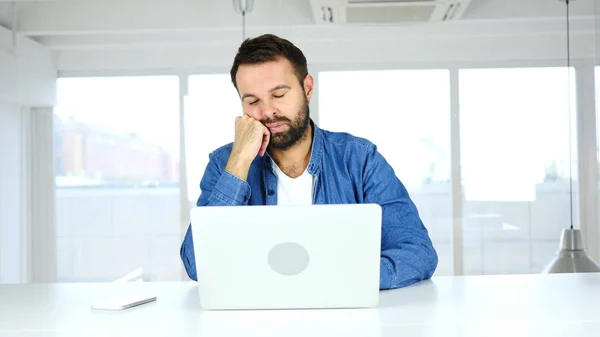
[269,122,313,178]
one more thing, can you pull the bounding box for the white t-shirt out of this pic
[272,162,313,206]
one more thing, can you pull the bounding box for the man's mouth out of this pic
[266,122,286,133]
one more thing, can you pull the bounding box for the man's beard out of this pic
[263,98,310,150]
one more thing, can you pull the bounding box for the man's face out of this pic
[236,57,314,150]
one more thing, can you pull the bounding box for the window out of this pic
[459,67,577,275]
[185,74,241,204]
[54,76,181,282]
[318,69,453,275]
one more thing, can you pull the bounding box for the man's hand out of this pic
[225,115,270,181]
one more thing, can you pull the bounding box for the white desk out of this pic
[1,273,599,337]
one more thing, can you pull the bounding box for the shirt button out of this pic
[268,190,275,196]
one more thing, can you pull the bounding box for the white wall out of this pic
[0,103,23,283]
[0,26,57,283]
[0,27,57,105]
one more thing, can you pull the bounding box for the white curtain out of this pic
[22,106,57,283]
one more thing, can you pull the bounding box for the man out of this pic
[180,34,438,290]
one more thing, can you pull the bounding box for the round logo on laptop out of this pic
[268,242,310,276]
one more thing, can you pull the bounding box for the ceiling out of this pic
[0,0,597,69]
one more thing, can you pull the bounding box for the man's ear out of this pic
[303,74,315,100]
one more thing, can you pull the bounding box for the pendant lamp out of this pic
[233,0,255,40]
[542,0,600,274]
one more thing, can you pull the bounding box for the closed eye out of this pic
[249,100,259,105]
[273,94,285,99]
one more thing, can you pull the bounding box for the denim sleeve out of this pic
[180,150,251,281]
[362,144,438,290]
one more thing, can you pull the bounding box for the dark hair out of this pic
[230,34,309,90]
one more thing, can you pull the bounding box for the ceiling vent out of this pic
[309,0,472,24]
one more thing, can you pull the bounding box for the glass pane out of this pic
[318,69,453,276]
[185,74,241,204]
[54,76,181,282]
[459,67,577,275]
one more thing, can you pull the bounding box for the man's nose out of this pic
[260,100,277,119]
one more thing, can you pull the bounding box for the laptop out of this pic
[190,203,382,310]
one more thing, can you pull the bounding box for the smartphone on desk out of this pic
[91,295,157,311]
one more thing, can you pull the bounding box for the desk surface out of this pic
[1,273,599,337]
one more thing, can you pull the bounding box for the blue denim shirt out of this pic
[180,120,438,290]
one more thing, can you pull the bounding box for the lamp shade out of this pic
[542,229,600,273]
[233,0,255,14]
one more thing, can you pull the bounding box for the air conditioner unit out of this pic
[309,0,472,25]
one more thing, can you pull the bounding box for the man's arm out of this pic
[362,144,438,290]
[180,115,270,281]
[180,149,252,281]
